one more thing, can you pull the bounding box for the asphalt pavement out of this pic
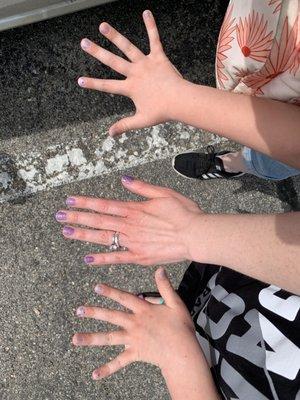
[0,0,299,399]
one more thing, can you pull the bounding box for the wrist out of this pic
[184,213,218,263]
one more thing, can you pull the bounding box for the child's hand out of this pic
[78,10,184,137]
[73,267,199,380]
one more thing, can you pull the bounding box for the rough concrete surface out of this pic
[0,0,299,399]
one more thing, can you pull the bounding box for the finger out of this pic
[99,22,144,62]
[65,196,141,217]
[62,226,129,248]
[94,283,145,312]
[121,176,198,206]
[120,176,174,199]
[55,210,124,232]
[92,350,133,380]
[143,10,163,53]
[81,38,130,76]
[155,267,181,308]
[78,77,128,96]
[109,114,148,137]
[73,330,127,347]
[83,251,137,266]
[76,306,131,328]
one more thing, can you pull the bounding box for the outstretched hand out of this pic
[73,268,199,379]
[55,176,202,266]
[78,10,184,136]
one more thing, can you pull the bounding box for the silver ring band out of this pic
[109,232,128,252]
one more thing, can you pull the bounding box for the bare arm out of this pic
[78,11,300,169]
[170,81,300,169]
[188,211,300,294]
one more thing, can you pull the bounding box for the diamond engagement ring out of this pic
[109,232,127,251]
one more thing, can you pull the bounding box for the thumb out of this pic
[109,113,147,137]
[155,267,182,308]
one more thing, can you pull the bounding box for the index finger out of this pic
[95,283,146,312]
[65,196,141,217]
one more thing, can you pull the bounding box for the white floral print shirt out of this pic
[216,0,300,105]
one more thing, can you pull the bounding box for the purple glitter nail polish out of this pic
[66,197,76,206]
[76,306,85,317]
[84,255,95,264]
[121,175,134,184]
[63,226,75,236]
[55,211,67,221]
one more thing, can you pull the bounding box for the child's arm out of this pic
[78,10,300,169]
[73,268,220,399]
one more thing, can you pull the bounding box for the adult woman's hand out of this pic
[55,176,202,266]
[78,10,184,136]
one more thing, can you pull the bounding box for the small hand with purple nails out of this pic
[55,177,202,266]
[73,267,199,380]
[78,10,183,137]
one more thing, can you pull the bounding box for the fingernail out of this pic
[158,267,166,278]
[137,294,145,300]
[144,10,152,18]
[76,306,85,317]
[73,333,84,345]
[63,226,75,236]
[109,127,116,136]
[78,78,85,87]
[121,175,134,184]
[66,197,76,206]
[100,23,110,34]
[84,255,95,264]
[93,369,102,380]
[55,211,67,221]
[81,38,92,50]
[94,284,103,294]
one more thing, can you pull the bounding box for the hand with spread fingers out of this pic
[72,268,219,399]
[77,10,183,137]
[55,176,202,266]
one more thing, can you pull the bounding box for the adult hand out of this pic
[55,176,202,266]
[78,10,184,136]
[73,268,200,380]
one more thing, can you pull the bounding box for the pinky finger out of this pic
[92,350,133,380]
[78,77,128,95]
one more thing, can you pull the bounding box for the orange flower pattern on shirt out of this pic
[242,17,299,94]
[216,4,235,88]
[215,0,300,104]
[269,0,282,13]
[236,11,273,62]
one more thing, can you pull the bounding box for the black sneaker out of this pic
[172,146,244,180]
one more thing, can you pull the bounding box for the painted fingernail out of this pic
[137,294,145,300]
[55,211,67,221]
[73,333,84,345]
[81,38,92,50]
[66,197,76,206]
[76,306,85,317]
[92,369,102,380]
[94,284,103,294]
[84,255,95,264]
[78,78,85,87]
[109,127,116,137]
[121,175,134,184]
[100,23,110,34]
[144,10,152,18]
[63,226,75,236]
[158,267,166,278]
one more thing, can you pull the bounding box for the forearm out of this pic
[161,338,220,400]
[188,212,300,294]
[170,81,300,169]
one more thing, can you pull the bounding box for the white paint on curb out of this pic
[0,122,227,203]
